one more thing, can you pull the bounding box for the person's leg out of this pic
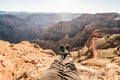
[63,44,81,80]
[40,45,65,80]
[63,55,81,80]
[40,55,63,80]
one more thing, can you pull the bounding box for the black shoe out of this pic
[65,44,71,54]
[59,44,65,54]
[58,44,71,59]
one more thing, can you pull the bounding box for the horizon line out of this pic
[0,10,119,14]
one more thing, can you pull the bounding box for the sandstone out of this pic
[41,49,56,56]
[0,40,55,80]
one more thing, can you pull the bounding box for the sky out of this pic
[0,0,120,13]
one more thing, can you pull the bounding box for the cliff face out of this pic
[0,14,44,43]
[43,13,119,40]
[33,13,120,52]
[0,13,81,43]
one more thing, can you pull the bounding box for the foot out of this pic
[58,44,71,59]
[65,44,71,54]
[58,44,65,54]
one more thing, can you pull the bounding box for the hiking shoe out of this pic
[65,44,71,54]
[59,44,65,54]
